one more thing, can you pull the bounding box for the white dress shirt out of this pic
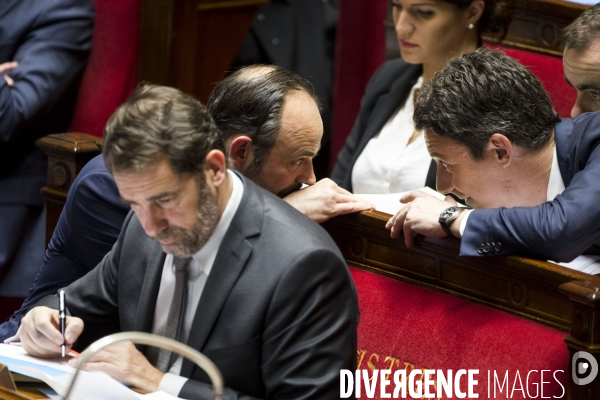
[459,145,565,235]
[351,76,431,194]
[155,170,244,395]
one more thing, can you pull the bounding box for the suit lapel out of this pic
[181,174,262,377]
[132,243,166,334]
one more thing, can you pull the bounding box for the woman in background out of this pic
[331,0,513,193]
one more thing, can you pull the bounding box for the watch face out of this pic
[440,207,458,221]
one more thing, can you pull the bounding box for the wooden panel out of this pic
[139,0,173,86]
[493,0,589,55]
[139,0,267,103]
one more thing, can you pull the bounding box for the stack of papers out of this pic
[0,344,182,399]
[551,255,600,275]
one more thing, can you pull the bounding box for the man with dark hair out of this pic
[0,65,370,341]
[209,64,372,222]
[18,84,359,399]
[561,3,600,118]
[386,48,600,262]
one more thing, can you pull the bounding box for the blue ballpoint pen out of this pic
[59,289,66,357]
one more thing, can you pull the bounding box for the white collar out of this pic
[547,144,566,201]
[179,170,244,279]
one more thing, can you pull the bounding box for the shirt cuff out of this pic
[459,209,473,237]
[158,372,188,396]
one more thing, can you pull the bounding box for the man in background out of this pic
[1,65,370,340]
[232,0,337,178]
[562,3,600,119]
[386,48,600,263]
[208,65,372,223]
[0,0,94,298]
[18,84,358,399]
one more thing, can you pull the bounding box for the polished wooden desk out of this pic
[323,210,600,399]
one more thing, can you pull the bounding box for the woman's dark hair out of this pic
[443,0,515,39]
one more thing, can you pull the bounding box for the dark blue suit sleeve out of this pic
[0,0,94,144]
[0,156,128,340]
[461,113,600,262]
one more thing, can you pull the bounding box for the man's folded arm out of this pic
[0,0,94,143]
[461,140,600,262]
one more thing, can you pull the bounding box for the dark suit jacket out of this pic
[331,58,436,192]
[462,112,600,262]
[38,173,359,400]
[0,155,129,340]
[231,0,336,145]
[0,0,94,286]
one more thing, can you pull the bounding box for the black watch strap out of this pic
[439,206,466,239]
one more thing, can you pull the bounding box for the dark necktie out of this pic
[156,256,189,372]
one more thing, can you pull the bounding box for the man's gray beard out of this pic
[243,161,301,198]
[154,178,220,257]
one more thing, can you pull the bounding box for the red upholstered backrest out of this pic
[330,0,387,170]
[492,45,575,118]
[68,0,141,137]
[350,267,568,398]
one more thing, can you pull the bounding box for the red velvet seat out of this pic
[490,45,576,118]
[330,0,387,170]
[351,267,568,398]
[69,0,140,137]
[0,0,140,323]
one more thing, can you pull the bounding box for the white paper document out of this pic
[0,344,182,399]
[355,187,446,215]
[551,255,600,275]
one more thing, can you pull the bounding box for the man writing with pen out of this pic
[14,84,358,400]
[59,290,66,358]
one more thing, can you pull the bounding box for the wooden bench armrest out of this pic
[323,210,600,398]
[35,132,103,247]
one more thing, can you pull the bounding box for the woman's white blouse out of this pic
[351,76,432,194]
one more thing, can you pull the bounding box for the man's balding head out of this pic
[207,65,322,197]
[561,4,600,118]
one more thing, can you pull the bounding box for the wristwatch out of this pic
[439,206,467,239]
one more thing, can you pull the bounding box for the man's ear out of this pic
[228,135,254,170]
[487,133,513,167]
[205,149,227,187]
